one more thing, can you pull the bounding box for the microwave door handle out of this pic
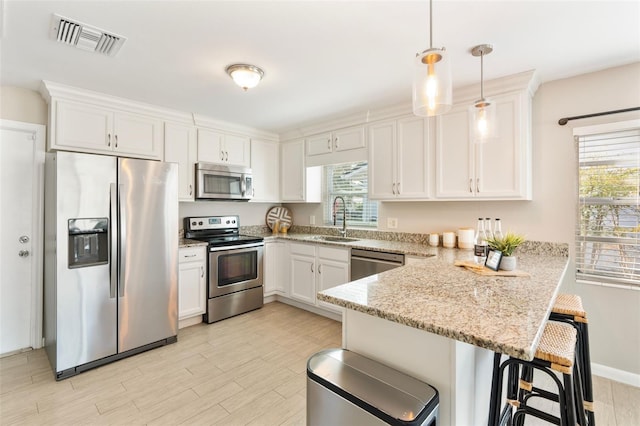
[241,175,247,196]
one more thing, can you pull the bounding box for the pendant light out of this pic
[412,0,452,117]
[226,64,264,91]
[470,44,497,142]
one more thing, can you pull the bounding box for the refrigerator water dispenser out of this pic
[68,218,108,268]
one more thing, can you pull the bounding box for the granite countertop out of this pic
[317,248,569,361]
[179,238,208,248]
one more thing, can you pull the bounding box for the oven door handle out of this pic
[209,242,264,252]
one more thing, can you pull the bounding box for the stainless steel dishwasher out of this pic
[350,248,405,281]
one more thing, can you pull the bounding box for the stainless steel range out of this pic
[184,216,264,323]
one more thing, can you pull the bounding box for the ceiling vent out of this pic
[49,14,126,57]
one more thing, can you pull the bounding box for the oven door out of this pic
[209,243,263,297]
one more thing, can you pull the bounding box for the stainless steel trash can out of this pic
[307,348,439,426]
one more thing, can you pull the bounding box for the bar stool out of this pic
[550,294,595,424]
[488,321,587,426]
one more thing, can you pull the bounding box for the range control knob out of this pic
[192,221,197,226]
[198,221,203,225]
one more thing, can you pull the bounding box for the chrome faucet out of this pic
[332,196,347,237]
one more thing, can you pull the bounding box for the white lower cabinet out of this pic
[288,242,349,313]
[264,240,289,296]
[178,246,206,325]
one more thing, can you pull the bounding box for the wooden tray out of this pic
[454,260,530,277]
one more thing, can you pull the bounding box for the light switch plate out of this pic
[310,215,315,225]
[387,218,398,229]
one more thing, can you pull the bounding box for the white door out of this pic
[0,120,45,355]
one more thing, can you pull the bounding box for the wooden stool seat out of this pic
[552,293,587,319]
[534,321,577,371]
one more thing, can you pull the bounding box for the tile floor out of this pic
[1,301,638,425]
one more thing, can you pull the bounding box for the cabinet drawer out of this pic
[318,246,349,262]
[179,247,205,262]
[289,242,316,256]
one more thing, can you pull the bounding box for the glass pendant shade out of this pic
[412,47,452,116]
[471,99,497,143]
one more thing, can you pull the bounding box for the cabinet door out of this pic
[197,129,224,163]
[435,106,475,199]
[55,101,113,153]
[165,123,197,201]
[475,92,527,199]
[113,112,163,159]
[306,133,333,156]
[290,253,316,304]
[396,116,430,199]
[224,134,251,167]
[368,121,396,199]
[281,140,305,201]
[251,139,280,202]
[334,126,365,152]
[178,260,206,320]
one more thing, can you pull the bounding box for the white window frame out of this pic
[574,119,640,289]
[322,161,378,228]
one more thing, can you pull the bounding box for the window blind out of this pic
[323,162,378,227]
[576,127,640,287]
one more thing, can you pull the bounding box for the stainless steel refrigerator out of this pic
[44,151,179,380]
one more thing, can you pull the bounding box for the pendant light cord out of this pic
[480,51,485,100]
[429,0,433,49]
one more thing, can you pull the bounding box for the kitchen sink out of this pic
[306,235,360,243]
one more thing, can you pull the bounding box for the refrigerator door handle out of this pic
[117,183,126,297]
[109,183,117,299]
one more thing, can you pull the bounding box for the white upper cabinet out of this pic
[54,100,163,159]
[251,138,280,202]
[197,129,250,167]
[306,125,365,156]
[435,91,531,200]
[164,122,197,201]
[281,140,321,202]
[369,116,430,200]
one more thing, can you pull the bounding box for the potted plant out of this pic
[486,232,525,271]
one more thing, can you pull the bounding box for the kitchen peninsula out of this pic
[318,247,569,425]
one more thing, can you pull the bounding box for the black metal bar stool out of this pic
[550,294,595,424]
[488,321,587,426]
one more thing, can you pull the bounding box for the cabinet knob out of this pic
[18,250,30,257]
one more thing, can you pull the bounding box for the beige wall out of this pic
[0,86,47,125]
[285,62,640,375]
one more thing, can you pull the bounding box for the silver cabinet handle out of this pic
[327,138,331,150]
[476,178,480,193]
[392,183,396,195]
[107,133,111,147]
[184,254,197,258]
[114,134,118,148]
[334,137,339,149]
[252,188,255,197]
[397,182,400,194]
[18,250,30,257]
[220,150,224,161]
[469,179,473,193]
[201,266,204,278]
[318,264,322,274]
[189,184,193,196]
[225,151,229,161]
[311,263,314,273]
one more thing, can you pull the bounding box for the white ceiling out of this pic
[1,1,639,134]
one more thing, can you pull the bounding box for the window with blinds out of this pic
[576,123,640,287]
[323,161,378,227]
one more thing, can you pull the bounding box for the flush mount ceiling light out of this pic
[470,44,497,143]
[412,0,452,117]
[225,64,264,91]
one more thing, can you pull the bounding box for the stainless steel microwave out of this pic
[196,163,253,201]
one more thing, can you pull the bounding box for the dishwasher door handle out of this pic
[351,256,404,267]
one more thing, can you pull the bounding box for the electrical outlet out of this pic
[309,215,315,225]
[387,218,398,229]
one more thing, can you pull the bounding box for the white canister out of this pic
[457,228,475,250]
[442,231,456,248]
[429,233,439,247]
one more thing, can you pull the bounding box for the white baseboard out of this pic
[592,362,640,388]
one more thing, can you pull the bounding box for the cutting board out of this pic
[266,206,293,230]
[454,260,530,277]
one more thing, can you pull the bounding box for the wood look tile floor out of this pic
[1,301,638,425]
